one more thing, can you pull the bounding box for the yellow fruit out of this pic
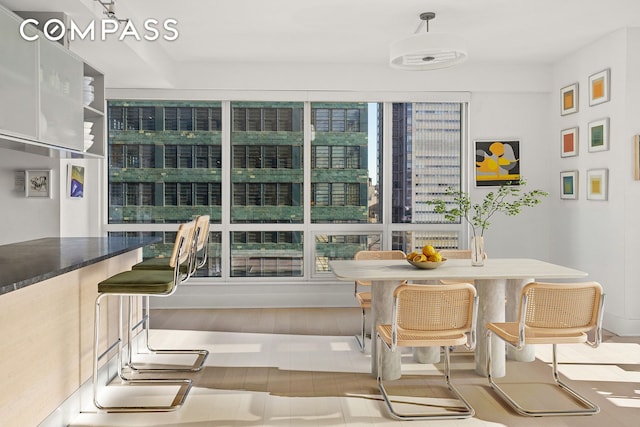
[422,245,436,256]
[429,253,443,262]
[414,254,427,262]
[407,251,418,261]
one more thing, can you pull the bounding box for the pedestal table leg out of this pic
[371,279,401,380]
[474,278,506,377]
[505,278,536,362]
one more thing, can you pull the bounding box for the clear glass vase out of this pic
[471,236,485,266]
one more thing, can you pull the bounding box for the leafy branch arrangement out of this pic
[427,179,549,238]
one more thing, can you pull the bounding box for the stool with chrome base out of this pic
[486,281,605,417]
[127,217,210,374]
[92,221,200,412]
[376,283,478,420]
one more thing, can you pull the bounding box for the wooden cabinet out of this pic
[0,4,105,157]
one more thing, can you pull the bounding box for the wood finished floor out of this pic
[69,307,640,426]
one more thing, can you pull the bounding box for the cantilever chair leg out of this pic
[376,332,475,420]
[354,306,368,352]
[93,294,192,413]
[486,330,600,416]
[125,295,208,374]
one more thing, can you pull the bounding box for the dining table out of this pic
[329,257,588,380]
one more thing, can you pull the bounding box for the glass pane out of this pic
[230,231,303,277]
[108,100,222,225]
[310,102,379,224]
[392,230,461,254]
[314,234,381,274]
[392,102,463,224]
[108,231,222,278]
[231,101,303,224]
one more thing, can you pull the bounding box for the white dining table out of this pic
[329,258,588,380]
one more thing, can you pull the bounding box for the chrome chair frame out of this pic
[486,281,606,417]
[376,283,478,420]
[127,219,209,374]
[353,250,406,352]
[93,222,196,412]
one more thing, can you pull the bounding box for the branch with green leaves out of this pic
[427,179,549,237]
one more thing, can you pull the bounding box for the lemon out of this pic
[407,251,418,261]
[429,253,443,262]
[422,245,436,256]
[414,254,427,262]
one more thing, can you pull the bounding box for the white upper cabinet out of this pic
[0,5,105,157]
[0,9,38,141]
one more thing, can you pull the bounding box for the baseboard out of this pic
[38,355,119,427]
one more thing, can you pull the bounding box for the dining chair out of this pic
[93,221,201,412]
[438,249,487,285]
[486,281,605,416]
[376,283,478,420]
[353,250,406,352]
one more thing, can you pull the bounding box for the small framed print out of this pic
[561,127,578,157]
[588,118,609,152]
[560,171,578,200]
[587,168,608,201]
[25,170,51,198]
[560,83,578,115]
[68,165,85,198]
[589,68,610,106]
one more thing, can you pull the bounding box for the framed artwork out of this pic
[635,135,640,180]
[68,165,85,198]
[560,127,578,157]
[474,140,520,187]
[589,68,610,106]
[587,168,608,201]
[25,170,51,198]
[560,83,578,115]
[588,118,609,152]
[560,170,578,200]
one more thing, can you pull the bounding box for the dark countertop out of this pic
[0,237,160,296]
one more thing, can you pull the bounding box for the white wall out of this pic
[0,148,60,244]
[0,149,102,244]
[551,28,640,335]
[468,92,553,260]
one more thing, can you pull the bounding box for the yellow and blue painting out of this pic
[69,165,84,198]
[475,140,520,186]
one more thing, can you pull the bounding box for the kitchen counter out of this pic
[0,236,160,296]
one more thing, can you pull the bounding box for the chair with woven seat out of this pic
[376,283,478,420]
[128,217,210,374]
[93,221,205,412]
[438,249,486,285]
[486,281,605,417]
[353,250,406,352]
[132,215,210,277]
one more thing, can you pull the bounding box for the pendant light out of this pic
[390,12,467,70]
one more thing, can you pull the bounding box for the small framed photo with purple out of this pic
[561,127,578,157]
[560,170,578,200]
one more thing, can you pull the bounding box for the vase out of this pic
[471,236,485,266]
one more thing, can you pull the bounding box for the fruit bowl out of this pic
[407,258,447,269]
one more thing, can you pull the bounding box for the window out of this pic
[107,99,465,280]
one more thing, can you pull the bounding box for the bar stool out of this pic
[93,221,201,412]
[127,217,210,373]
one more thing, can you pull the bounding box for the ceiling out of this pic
[2,0,640,88]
